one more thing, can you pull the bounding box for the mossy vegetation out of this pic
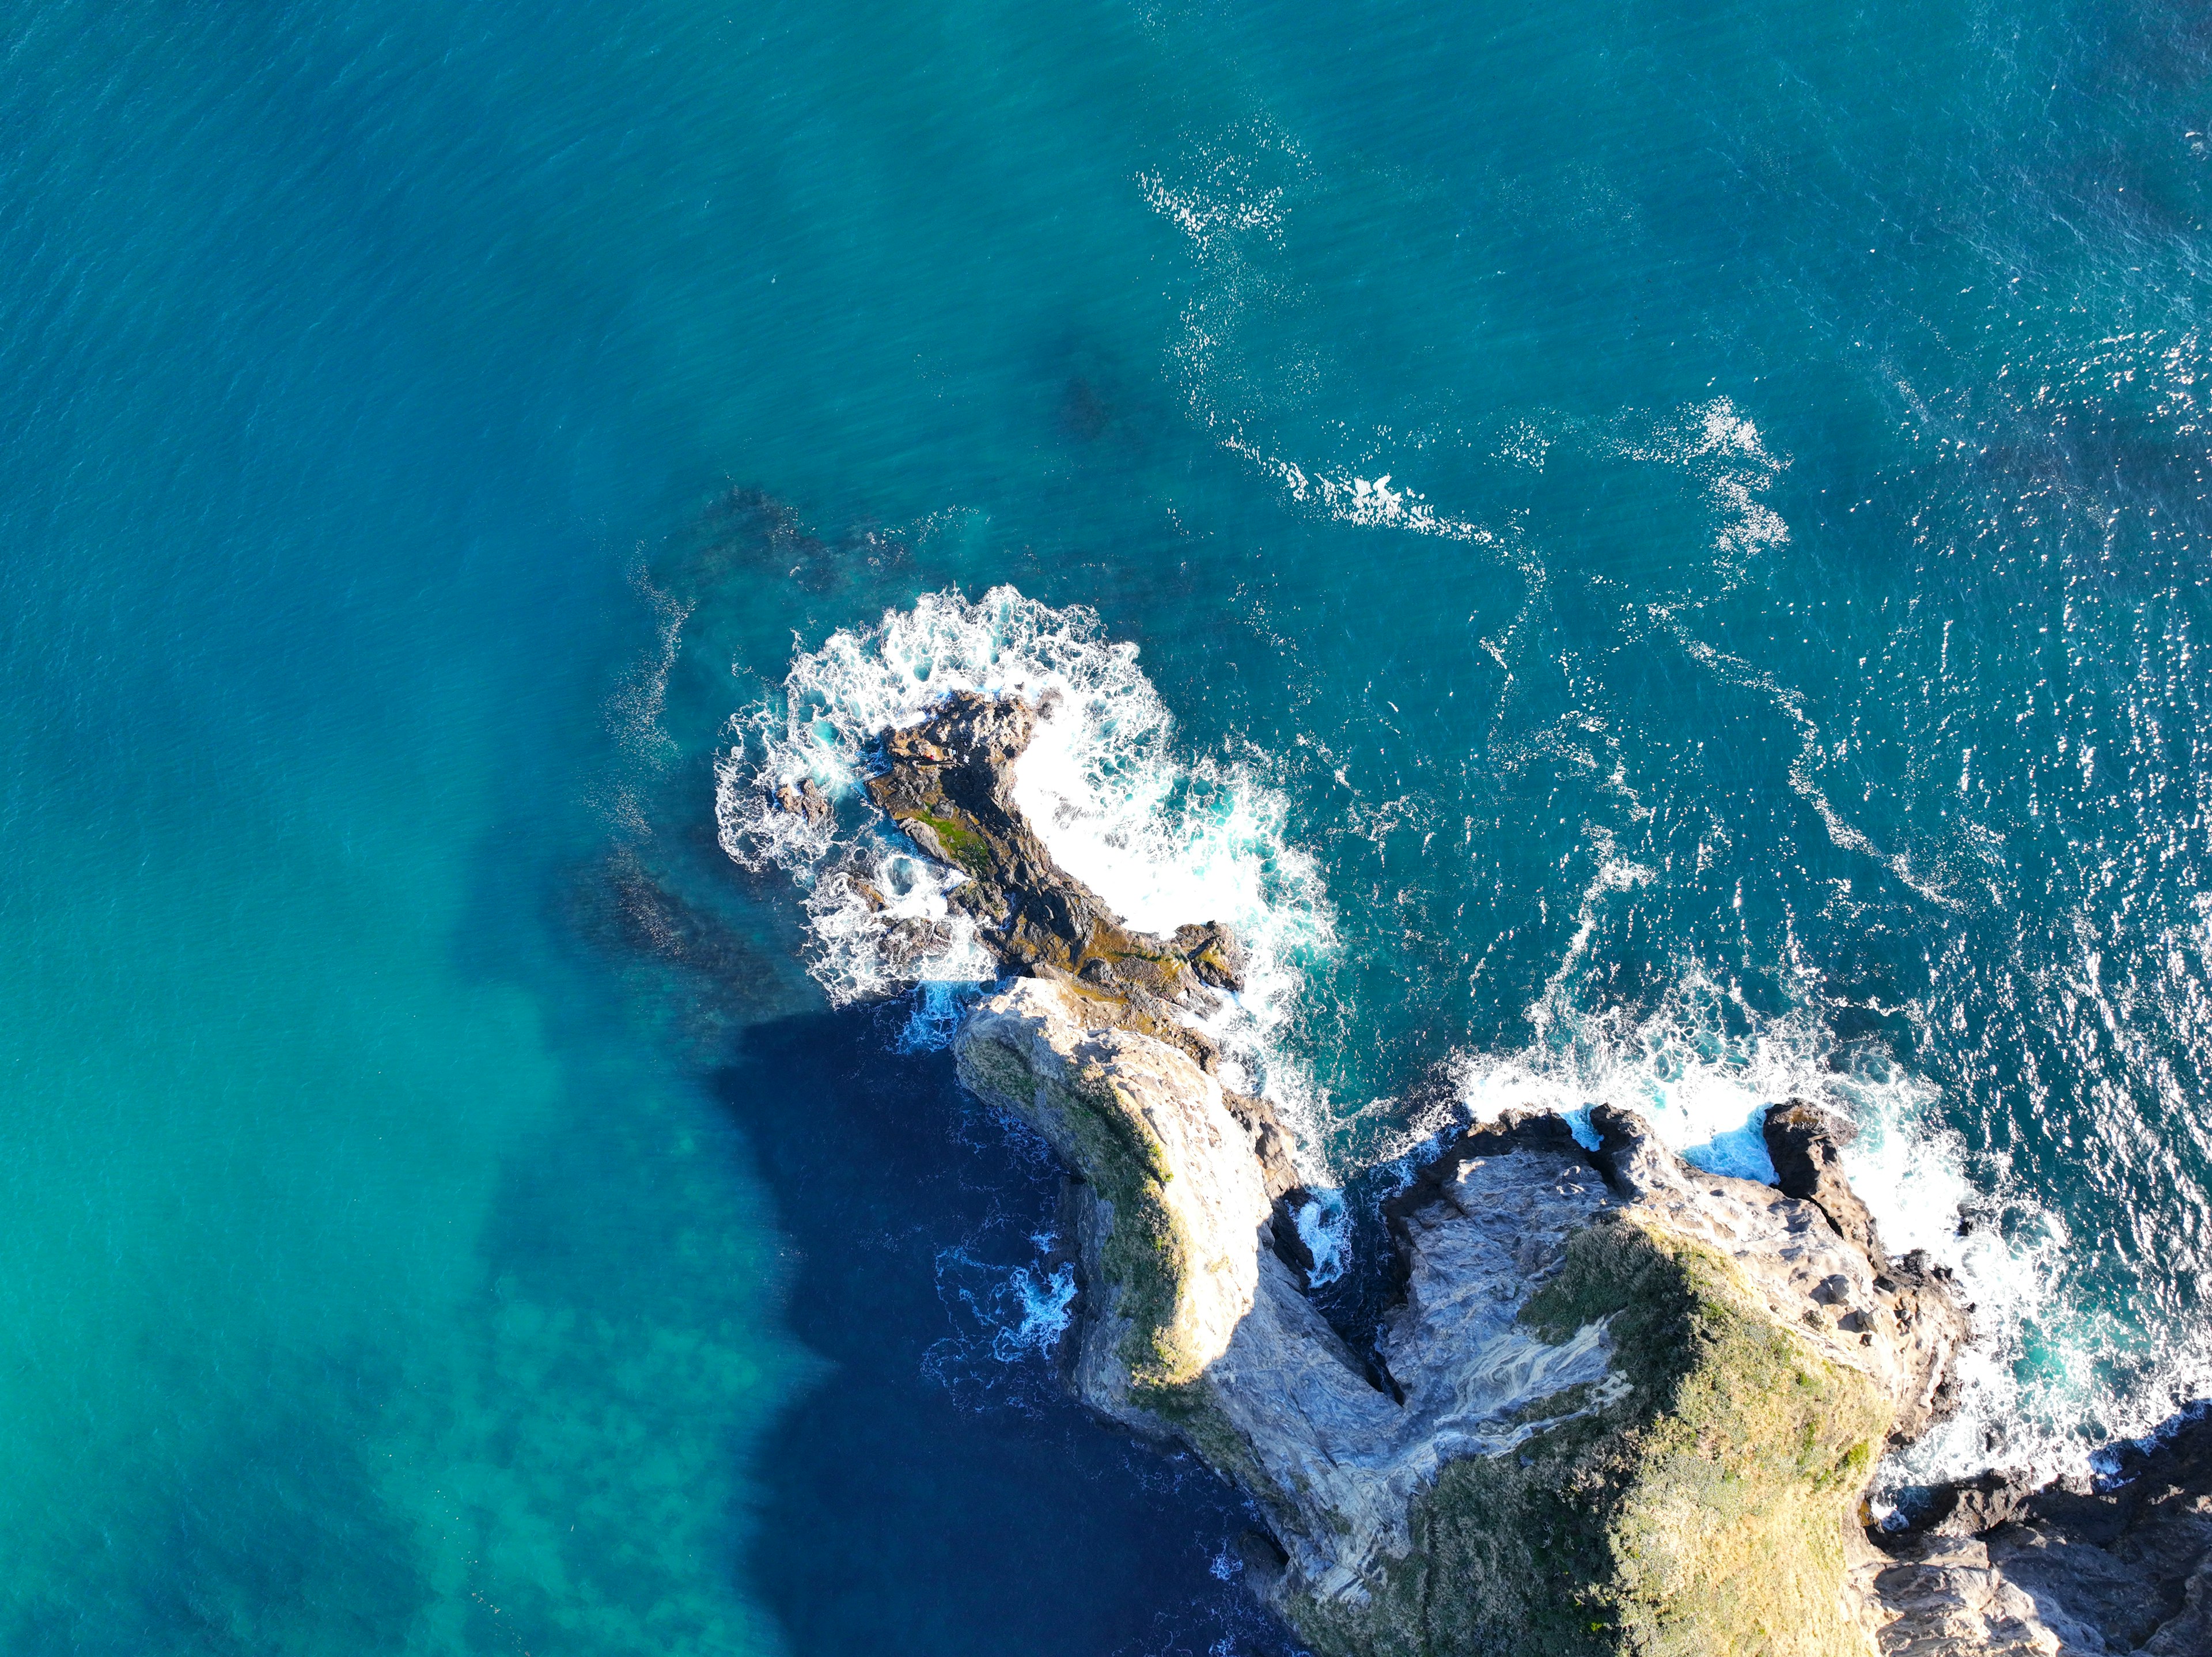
[898,808,996,878]
[1287,1219,1892,1657]
[1146,1377,1286,1510]
[960,1035,1202,1393]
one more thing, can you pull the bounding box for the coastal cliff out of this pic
[1866,1408,2212,1655]
[957,977,1967,1655]
[796,691,1993,1654]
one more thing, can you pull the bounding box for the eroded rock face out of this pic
[1762,1101,1971,1445]
[956,979,1975,1655]
[1872,1408,2212,1655]
[957,979,1400,1580]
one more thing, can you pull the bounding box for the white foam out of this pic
[718,586,1334,1138]
[1451,966,1810,1185]
[1442,932,2101,1489]
[1660,614,1965,911]
[1293,1189,1351,1288]
[923,1242,1080,1407]
[1609,397,1791,587]
[1132,125,1501,555]
[1221,437,1495,544]
[990,1260,1079,1361]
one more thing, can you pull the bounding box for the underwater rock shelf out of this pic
[768,691,2212,1656]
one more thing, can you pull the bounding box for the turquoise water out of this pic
[3,0,2207,1650]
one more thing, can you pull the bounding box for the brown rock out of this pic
[1765,1097,1886,1265]
[862,691,1244,1068]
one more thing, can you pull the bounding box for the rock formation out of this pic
[1868,1407,2212,1655]
[858,691,1241,1070]
[958,977,1970,1654]
[779,692,2013,1653]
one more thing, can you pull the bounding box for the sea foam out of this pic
[1441,942,2100,1492]
[717,586,1335,1154]
[721,589,2136,1484]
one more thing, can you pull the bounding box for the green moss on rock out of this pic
[963,1034,1201,1392]
[1285,1220,1892,1657]
[897,809,996,878]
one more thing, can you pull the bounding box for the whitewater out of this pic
[715,585,2199,1498]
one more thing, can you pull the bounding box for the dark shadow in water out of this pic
[716,1006,1304,1657]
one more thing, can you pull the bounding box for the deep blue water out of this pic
[2,0,2207,1650]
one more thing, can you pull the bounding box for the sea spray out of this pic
[718,589,2127,1477]
[717,586,1336,1163]
[1436,951,2107,1492]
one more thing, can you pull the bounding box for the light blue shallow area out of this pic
[2,0,2206,1651]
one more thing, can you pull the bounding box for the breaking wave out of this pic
[1441,945,2115,1491]
[715,582,2189,1487]
[715,586,1334,1140]
[922,1235,1080,1413]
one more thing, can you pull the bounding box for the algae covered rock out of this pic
[859,690,1241,1067]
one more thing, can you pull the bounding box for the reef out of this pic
[778,690,2208,1655]
[859,691,1244,1067]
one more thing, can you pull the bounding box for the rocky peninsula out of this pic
[772,689,2212,1656]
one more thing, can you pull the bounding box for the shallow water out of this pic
[3,0,2207,1650]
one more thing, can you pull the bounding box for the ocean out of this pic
[2,0,2206,1650]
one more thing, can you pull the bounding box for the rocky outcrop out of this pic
[957,981,1976,1654]
[1765,1098,1888,1265]
[1870,1407,2212,1655]
[836,691,1985,1655]
[1762,1100,1969,1444]
[859,691,1243,1068]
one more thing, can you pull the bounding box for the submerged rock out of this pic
[876,691,1987,1655]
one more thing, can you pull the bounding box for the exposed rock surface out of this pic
[858,690,1243,1068]
[846,687,1308,1219]
[841,692,1998,1655]
[1762,1100,1969,1444]
[958,980,1973,1654]
[1871,1407,2212,1655]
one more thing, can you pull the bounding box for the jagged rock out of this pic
[1767,1098,1887,1265]
[1874,1406,2212,1655]
[772,775,835,828]
[1902,1468,2046,1540]
[862,691,1244,1070]
[1761,1101,1971,1445]
[1865,1535,2069,1655]
[955,976,1978,1655]
[891,690,1989,1655]
[1222,1085,1303,1203]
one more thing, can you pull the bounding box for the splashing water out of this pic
[717,585,1335,1132]
[719,586,2147,1490]
[1443,948,2105,1489]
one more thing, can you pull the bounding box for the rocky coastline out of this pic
[772,689,2212,1656]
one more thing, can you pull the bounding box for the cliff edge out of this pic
[956,977,1967,1655]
